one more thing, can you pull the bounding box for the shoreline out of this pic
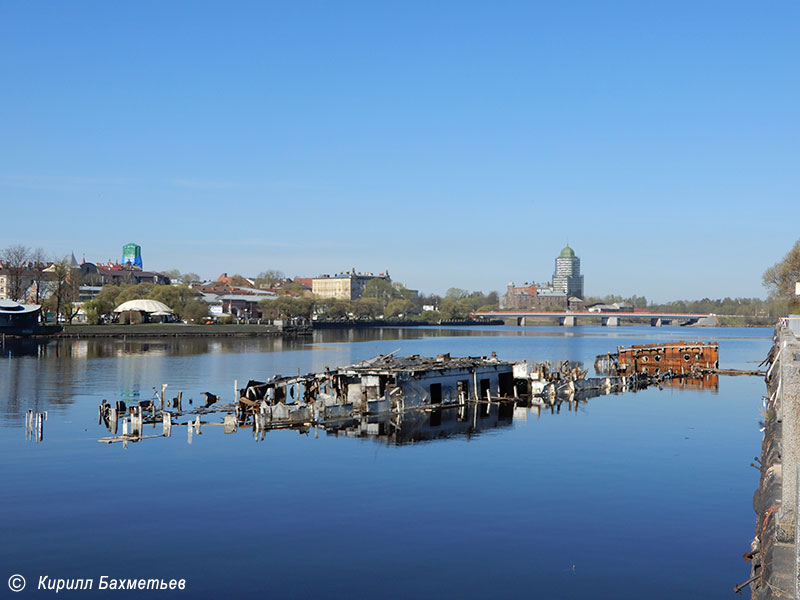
[53,324,311,338]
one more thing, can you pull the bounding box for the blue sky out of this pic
[1,1,797,301]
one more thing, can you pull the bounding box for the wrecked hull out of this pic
[96,350,722,446]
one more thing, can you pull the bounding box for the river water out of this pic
[0,325,771,598]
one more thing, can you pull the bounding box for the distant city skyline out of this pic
[1,2,797,302]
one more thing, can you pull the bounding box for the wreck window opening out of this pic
[430,383,442,404]
[379,376,389,396]
[498,372,514,397]
[479,378,490,400]
[654,355,662,363]
[274,386,286,404]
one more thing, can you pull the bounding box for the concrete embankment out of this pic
[750,317,800,599]
[55,324,311,338]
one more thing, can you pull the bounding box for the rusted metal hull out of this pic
[606,341,719,376]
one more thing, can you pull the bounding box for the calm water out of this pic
[0,325,771,599]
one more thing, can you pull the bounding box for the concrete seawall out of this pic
[750,317,800,598]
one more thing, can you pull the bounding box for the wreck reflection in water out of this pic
[317,403,515,445]
[98,387,662,449]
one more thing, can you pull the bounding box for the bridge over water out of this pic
[473,311,719,327]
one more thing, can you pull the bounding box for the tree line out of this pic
[259,283,499,322]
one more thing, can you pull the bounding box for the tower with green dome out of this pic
[553,244,583,298]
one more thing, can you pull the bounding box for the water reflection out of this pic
[321,403,515,445]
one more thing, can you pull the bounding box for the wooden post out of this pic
[234,379,238,403]
[177,391,183,412]
[472,370,478,401]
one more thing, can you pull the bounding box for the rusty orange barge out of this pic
[596,341,719,377]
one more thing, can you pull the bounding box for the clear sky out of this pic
[1,1,797,301]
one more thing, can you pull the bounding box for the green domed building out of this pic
[553,245,583,298]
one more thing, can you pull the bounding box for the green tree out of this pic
[267,297,315,319]
[258,298,280,320]
[352,298,380,319]
[85,285,125,320]
[317,298,350,319]
[445,288,469,300]
[362,278,397,310]
[385,298,412,319]
[148,284,207,322]
[287,297,314,319]
[116,283,154,303]
[763,240,800,310]
[392,282,414,300]
[439,298,468,320]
